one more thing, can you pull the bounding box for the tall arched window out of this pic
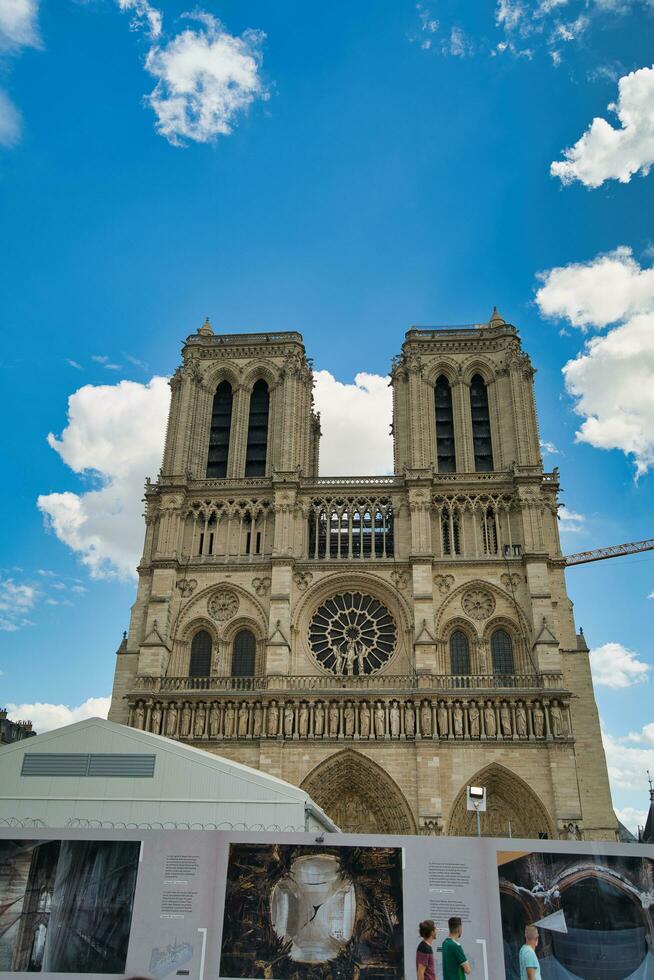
[245,380,270,476]
[450,630,471,675]
[232,629,256,676]
[470,374,494,471]
[206,381,233,478]
[189,630,212,677]
[491,629,514,675]
[435,375,456,472]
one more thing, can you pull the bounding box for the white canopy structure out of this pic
[0,717,337,832]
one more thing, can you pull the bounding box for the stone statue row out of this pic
[130,695,570,741]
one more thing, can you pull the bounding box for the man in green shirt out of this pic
[441,916,471,980]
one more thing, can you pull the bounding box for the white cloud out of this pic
[116,0,161,40]
[447,26,473,58]
[540,439,560,454]
[91,355,109,363]
[6,696,111,733]
[536,247,654,475]
[603,726,654,792]
[66,358,83,371]
[313,371,393,477]
[558,505,584,532]
[0,0,40,51]
[38,377,171,578]
[590,641,651,688]
[0,88,20,147]
[615,806,647,835]
[0,576,37,632]
[144,12,267,146]
[552,65,654,187]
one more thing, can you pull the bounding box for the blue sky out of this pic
[1,0,653,833]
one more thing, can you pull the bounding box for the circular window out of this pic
[308,591,397,675]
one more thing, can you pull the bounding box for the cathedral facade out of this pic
[108,311,617,840]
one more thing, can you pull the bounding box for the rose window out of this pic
[308,592,397,675]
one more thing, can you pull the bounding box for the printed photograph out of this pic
[219,843,404,979]
[0,838,141,973]
[497,849,654,980]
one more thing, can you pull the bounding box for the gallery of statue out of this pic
[109,311,617,841]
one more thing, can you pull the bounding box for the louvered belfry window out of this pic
[435,375,456,472]
[245,380,270,476]
[491,628,514,675]
[189,630,212,677]
[232,629,256,677]
[206,381,233,478]
[450,630,471,674]
[470,374,494,471]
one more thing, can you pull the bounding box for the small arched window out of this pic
[450,630,470,675]
[189,630,212,677]
[232,629,256,677]
[491,629,514,675]
[245,380,270,476]
[470,374,494,472]
[206,381,233,478]
[435,376,456,472]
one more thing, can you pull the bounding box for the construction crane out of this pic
[561,538,654,567]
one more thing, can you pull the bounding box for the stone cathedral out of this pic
[109,310,617,841]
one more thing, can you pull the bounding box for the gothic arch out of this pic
[203,362,242,393]
[447,763,555,839]
[460,356,497,385]
[423,358,460,386]
[240,362,281,390]
[170,582,268,645]
[301,750,417,835]
[435,579,531,645]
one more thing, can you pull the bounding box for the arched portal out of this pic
[301,750,416,835]
[447,764,554,839]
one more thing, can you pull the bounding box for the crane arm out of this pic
[562,538,654,567]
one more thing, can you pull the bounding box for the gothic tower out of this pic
[109,312,617,841]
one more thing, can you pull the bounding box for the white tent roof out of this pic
[0,717,337,831]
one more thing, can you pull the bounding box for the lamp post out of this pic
[466,785,486,837]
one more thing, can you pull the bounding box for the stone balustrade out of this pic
[132,671,565,694]
[127,693,572,743]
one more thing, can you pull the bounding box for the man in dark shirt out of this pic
[417,919,437,980]
[441,916,471,980]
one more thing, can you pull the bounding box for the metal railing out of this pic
[133,672,564,695]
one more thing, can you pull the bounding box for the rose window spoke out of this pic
[308,591,397,675]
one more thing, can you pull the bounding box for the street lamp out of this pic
[466,785,486,837]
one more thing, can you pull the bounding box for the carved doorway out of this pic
[447,763,555,838]
[301,750,416,835]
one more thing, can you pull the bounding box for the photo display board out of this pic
[0,827,652,980]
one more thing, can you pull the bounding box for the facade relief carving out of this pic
[208,588,240,622]
[462,588,496,620]
[130,694,572,743]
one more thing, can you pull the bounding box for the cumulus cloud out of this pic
[552,65,654,187]
[313,371,393,477]
[536,247,654,475]
[615,806,648,835]
[590,641,651,688]
[0,576,37,632]
[603,726,654,793]
[6,696,111,733]
[116,0,161,39]
[0,0,40,51]
[0,87,20,147]
[558,505,584,532]
[38,377,171,578]
[144,12,267,146]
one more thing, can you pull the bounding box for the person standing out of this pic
[519,925,541,980]
[442,917,471,979]
[416,920,437,980]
